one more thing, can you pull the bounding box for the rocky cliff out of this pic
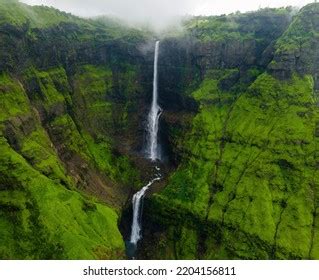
[0,0,319,260]
[0,0,150,259]
[141,4,319,260]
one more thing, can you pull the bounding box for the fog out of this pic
[20,0,314,30]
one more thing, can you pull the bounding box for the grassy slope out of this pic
[148,4,319,260]
[0,0,145,43]
[275,4,319,52]
[0,73,125,259]
[0,0,149,259]
[150,70,319,260]
[0,0,80,28]
[1,0,319,260]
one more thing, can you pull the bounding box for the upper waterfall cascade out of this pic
[146,41,162,162]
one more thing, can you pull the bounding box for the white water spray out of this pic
[146,41,162,161]
[129,176,161,245]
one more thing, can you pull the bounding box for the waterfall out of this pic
[146,40,162,162]
[127,41,163,258]
[129,176,161,246]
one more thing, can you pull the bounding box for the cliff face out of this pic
[157,8,293,164]
[1,0,319,260]
[0,0,149,259]
[140,4,319,260]
[270,4,319,84]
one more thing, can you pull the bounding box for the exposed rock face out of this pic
[269,4,319,81]
[154,8,293,166]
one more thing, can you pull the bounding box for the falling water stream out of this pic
[146,40,162,162]
[129,176,161,244]
[127,41,162,258]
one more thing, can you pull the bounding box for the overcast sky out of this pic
[20,0,314,29]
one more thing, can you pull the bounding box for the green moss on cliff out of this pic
[186,7,293,42]
[83,133,139,185]
[0,73,29,121]
[72,65,113,132]
[275,3,319,52]
[21,128,72,185]
[21,65,140,188]
[149,70,319,259]
[2,0,319,261]
[73,64,142,133]
[0,72,127,259]
[0,136,124,259]
[71,64,141,185]
[23,67,71,109]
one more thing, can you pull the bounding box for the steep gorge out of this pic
[0,0,319,260]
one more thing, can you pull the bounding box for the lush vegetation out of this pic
[275,3,319,52]
[184,7,294,42]
[0,74,125,259]
[1,0,319,260]
[149,71,319,259]
[0,0,150,259]
[0,0,144,41]
[143,3,319,260]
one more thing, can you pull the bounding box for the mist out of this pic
[20,0,204,30]
[20,0,314,30]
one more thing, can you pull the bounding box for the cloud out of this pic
[20,0,313,30]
